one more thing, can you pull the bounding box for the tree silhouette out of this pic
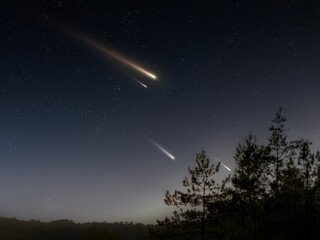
[230,134,268,240]
[264,108,301,239]
[160,150,222,239]
[295,141,320,240]
[154,108,320,240]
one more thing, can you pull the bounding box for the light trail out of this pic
[68,29,157,80]
[131,76,148,88]
[4,6,157,79]
[146,137,175,161]
[208,153,232,172]
[220,162,231,172]
[137,80,148,88]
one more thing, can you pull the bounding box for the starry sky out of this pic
[1,0,320,224]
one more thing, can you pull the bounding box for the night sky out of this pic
[1,0,320,224]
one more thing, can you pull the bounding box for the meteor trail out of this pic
[137,80,148,88]
[67,28,157,80]
[146,137,175,161]
[208,153,232,172]
[220,162,231,172]
[131,76,148,88]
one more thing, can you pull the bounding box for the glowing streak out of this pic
[154,142,176,161]
[137,80,148,88]
[70,31,157,80]
[147,137,175,161]
[131,76,148,88]
[208,153,232,172]
[220,162,231,172]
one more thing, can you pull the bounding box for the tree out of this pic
[266,108,303,191]
[264,108,301,239]
[160,150,222,239]
[295,141,320,240]
[230,134,268,240]
[155,108,320,240]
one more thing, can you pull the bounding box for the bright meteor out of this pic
[67,29,157,80]
[220,162,231,172]
[131,76,148,88]
[146,137,175,161]
[208,153,232,172]
[137,80,148,88]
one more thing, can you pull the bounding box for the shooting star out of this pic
[146,136,175,161]
[220,162,231,172]
[65,28,157,80]
[137,80,148,88]
[131,76,148,88]
[208,153,232,172]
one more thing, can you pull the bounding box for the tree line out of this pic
[151,108,320,240]
[0,218,151,240]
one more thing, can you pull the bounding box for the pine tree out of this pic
[296,141,320,240]
[266,108,302,193]
[265,108,301,239]
[230,134,268,240]
[161,150,222,240]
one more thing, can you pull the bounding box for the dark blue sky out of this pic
[1,0,320,223]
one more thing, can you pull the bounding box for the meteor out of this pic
[131,76,148,88]
[137,80,148,88]
[67,29,157,80]
[220,162,231,172]
[146,137,175,161]
[208,153,232,172]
